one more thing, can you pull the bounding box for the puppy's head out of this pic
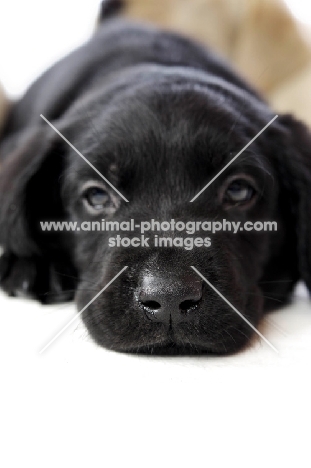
[1,70,310,353]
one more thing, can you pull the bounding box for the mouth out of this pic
[120,327,220,355]
[124,339,231,356]
[125,341,211,356]
[78,258,264,355]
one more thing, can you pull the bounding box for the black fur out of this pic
[99,0,124,21]
[0,15,310,354]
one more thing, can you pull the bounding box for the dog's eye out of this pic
[225,180,255,205]
[84,187,110,211]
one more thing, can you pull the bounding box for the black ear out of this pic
[98,0,124,23]
[0,128,60,255]
[0,127,77,302]
[273,114,311,293]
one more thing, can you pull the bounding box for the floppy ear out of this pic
[273,114,311,293]
[0,127,77,302]
[98,0,124,23]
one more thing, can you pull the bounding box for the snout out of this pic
[136,272,203,325]
[79,244,261,354]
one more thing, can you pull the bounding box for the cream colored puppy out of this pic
[124,0,311,126]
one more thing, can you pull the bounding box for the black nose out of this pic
[137,273,203,324]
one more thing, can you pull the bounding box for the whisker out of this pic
[244,292,283,303]
[258,280,294,284]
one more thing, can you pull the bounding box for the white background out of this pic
[1,1,311,467]
[0,0,310,97]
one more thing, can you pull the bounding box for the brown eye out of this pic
[226,180,254,203]
[84,187,110,210]
[81,181,120,215]
[224,179,256,205]
[85,187,109,210]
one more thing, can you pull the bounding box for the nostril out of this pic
[140,300,161,310]
[179,298,201,311]
[137,275,203,323]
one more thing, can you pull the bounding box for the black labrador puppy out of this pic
[0,1,310,354]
